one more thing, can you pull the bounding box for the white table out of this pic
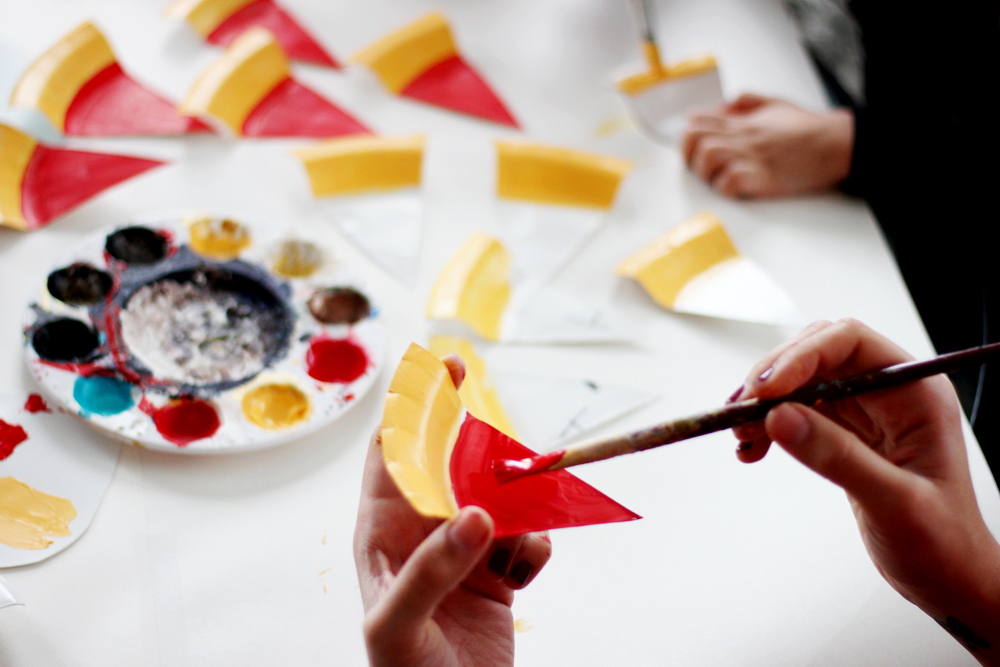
[2,0,997,665]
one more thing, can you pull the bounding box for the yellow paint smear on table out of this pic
[426,234,510,342]
[293,135,424,197]
[164,0,256,36]
[0,124,38,231]
[272,240,323,277]
[428,336,517,440]
[180,28,290,135]
[381,343,463,518]
[496,141,632,210]
[514,618,534,633]
[9,22,117,131]
[617,55,718,96]
[0,476,76,550]
[352,13,457,93]
[242,383,311,430]
[188,217,251,259]
[616,212,739,308]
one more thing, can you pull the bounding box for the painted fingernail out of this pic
[509,560,533,587]
[757,367,774,382]
[488,547,512,577]
[726,385,744,404]
[738,441,754,452]
[448,507,491,552]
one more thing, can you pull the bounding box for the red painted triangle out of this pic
[401,55,518,128]
[19,145,165,230]
[450,414,640,537]
[207,0,338,68]
[64,63,211,137]
[242,77,371,138]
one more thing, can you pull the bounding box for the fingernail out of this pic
[540,535,551,545]
[726,385,744,404]
[509,560,533,587]
[488,548,512,577]
[448,507,491,552]
[757,367,774,382]
[738,441,754,452]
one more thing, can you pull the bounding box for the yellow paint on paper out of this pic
[496,141,632,210]
[617,55,718,96]
[242,383,311,430]
[164,0,256,36]
[272,240,323,277]
[352,13,456,93]
[188,217,251,259]
[0,124,38,231]
[381,343,463,518]
[180,28,289,135]
[426,234,510,342]
[0,476,76,550]
[616,212,739,308]
[293,135,425,197]
[428,336,517,440]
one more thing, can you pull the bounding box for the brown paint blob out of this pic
[151,399,221,446]
[308,287,371,325]
[306,338,368,383]
[0,419,28,460]
[0,476,76,550]
[272,240,322,278]
[189,217,251,260]
[242,384,311,430]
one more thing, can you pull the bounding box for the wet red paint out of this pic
[23,394,50,413]
[493,449,566,484]
[401,55,518,128]
[0,419,29,460]
[150,399,220,446]
[306,338,368,383]
[241,77,370,138]
[207,0,339,68]
[449,414,640,538]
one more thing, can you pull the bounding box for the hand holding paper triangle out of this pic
[9,22,210,137]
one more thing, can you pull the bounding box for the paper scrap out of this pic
[0,574,23,609]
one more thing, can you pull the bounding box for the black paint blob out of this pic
[105,227,168,265]
[308,287,371,325]
[31,318,100,362]
[47,263,113,306]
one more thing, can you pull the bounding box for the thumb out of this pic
[766,403,910,507]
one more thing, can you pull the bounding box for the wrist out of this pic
[823,108,854,186]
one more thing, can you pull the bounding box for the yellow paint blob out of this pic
[496,141,632,210]
[180,28,290,135]
[164,0,256,36]
[617,54,718,96]
[382,343,463,518]
[293,135,425,197]
[189,217,251,259]
[0,476,76,550]
[426,234,510,342]
[616,212,739,308]
[428,336,517,440]
[242,383,311,430]
[9,22,117,131]
[0,123,38,231]
[352,12,457,93]
[272,240,323,277]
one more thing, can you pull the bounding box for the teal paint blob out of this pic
[73,376,135,416]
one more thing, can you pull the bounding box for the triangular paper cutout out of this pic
[206,0,338,68]
[20,146,165,229]
[450,413,640,537]
[64,63,210,137]
[497,200,605,280]
[502,283,637,344]
[322,189,422,281]
[242,77,370,138]
[401,55,517,127]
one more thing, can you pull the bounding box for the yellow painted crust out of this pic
[617,54,718,96]
[382,343,463,518]
[0,476,76,550]
[180,27,290,135]
[616,212,739,308]
[496,141,632,210]
[292,135,425,197]
[428,336,517,440]
[164,0,257,36]
[351,12,457,93]
[9,22,117,131]
[242,383,311,430]
[426,234,510,342]
[0,124,37,231]
[272,240,323,277]
[188,217,252,259]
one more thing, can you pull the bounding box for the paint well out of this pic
[150,399,220,446]
[105,227,169,265]
[272,240,322,278]
[306,338,367,383]
[0,420,28,460]
[189,217,251,260]
[46,263,113,306]
[308,287,370,325]
[31,318,100,362]
[0,476,76,550]
[73,376,135,416]
[242,383,310,429]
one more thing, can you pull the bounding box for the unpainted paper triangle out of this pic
[497,200,605,280]
[502,283,637,344]
[322,189,422,281]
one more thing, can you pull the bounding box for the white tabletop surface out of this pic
[2,0,998,665]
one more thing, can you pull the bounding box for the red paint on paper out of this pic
[19,145,165,229]
[151,399,220,446]
[242,77,370,138]
[493,448,565,484]
[23,394,50,413]
[207,0,338,68]
[450,414,640,537]
[306,337,367,383]
[0,419,28,460]
[64,63,211,137]
[401,55,518,128]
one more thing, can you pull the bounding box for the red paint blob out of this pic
[306,338,368,383]
[23,394,50,413]
[0,419,29,460]
[207,0,339,68]
[241,77,370,138]
[151,399,220,447]
[401,55,518,127]
[493,448,565,484]
[450,414,640,538]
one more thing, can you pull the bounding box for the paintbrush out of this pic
[495,341,1000,483]
[629,0,666,76]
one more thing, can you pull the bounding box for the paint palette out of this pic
[22,215,385,453]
